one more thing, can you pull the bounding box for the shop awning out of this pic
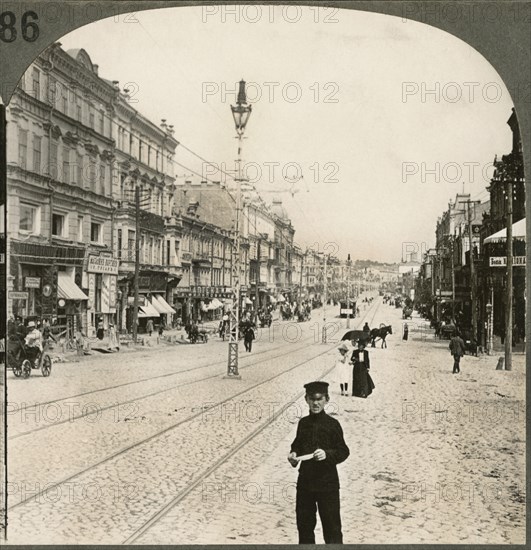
[484,218,526,244]
[276,295,286,302]
[208,298,223,310]
[152,294,176,314]
[138,300,160,318]
[58,272,88,301]
[269,296,277,303]
[245,297,253,305]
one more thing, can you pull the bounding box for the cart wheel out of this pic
[13,363,22,377]
[41,354,52,377]
[21,359,32,379]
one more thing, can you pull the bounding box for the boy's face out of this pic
[305,393,329,414]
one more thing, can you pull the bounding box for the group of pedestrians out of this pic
[335,339,375,398]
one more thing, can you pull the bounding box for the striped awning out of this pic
[484,218,526,244]
[138,300,160,318]
[58,272,88,300]
[152,294,176,314]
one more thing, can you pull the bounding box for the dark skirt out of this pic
[352,363,375,398]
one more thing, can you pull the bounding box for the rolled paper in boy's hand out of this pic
[295,453,315,462]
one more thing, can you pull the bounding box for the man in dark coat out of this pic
[449,331,466,373]
[288,381,350,544]
[243,322,255,352]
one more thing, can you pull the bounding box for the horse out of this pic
[370,324,392,348]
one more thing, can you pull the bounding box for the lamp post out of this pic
[322,254,328,343]
[486,300,493,356]
[226,80,252,379]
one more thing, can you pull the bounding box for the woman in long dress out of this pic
[336,342,351,396]
[351,340,375,398]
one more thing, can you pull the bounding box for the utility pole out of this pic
[255,238,260,309]
[322,254,328,343]
[299,250,305,300]
[505,180,513,370]
[466,199,480,341]
[450,238,455,320]
[346,253,352,328]
[132,184,140,344]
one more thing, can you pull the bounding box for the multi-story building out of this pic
[111,89,180,332]
[6,43,183,337]
[6,44,117,338]
[480,108,525,345]
[172,181,236,323]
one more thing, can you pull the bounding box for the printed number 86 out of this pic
[0,11,39,43]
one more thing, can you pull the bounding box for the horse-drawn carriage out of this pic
[185,323,209,344]
[8,335,52,379]
[402,307,413,320]
[258,311,272,327]
[342,323,392,349]
[460,328,479,356]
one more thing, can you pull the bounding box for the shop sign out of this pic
[88,273,96,311]
[489,256,525,267]
[25,277,41,288]
[87,255,119,275]
[10,291,29,300]
[109,276,117,313]
[101,274,111,313]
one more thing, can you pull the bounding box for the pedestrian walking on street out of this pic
[96,318,104,340]
[108,323,120,351]
[403,323,409,341]
[351,340,375,398]
[336,342,351,396]
[288,381,350,544]
[449,331,466,374]
[243,323,255,352]
[146,319,154,337]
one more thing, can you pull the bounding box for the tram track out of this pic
[9,336,319,439]
[8,299,380,526]
[8,315,331,415]
[122,299,381,544]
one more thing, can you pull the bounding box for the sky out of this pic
[59,5,515,263]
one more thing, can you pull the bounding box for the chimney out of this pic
[93,64,99,75]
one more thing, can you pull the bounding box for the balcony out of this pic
[192,251,211,266]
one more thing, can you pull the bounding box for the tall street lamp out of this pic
[486,300,493,356]
[226,80,252,379]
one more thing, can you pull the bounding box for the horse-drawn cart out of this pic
[8,335,52,379]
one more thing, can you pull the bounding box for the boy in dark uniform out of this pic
[288,381,350,544]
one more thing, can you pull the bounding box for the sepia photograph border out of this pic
[0,0,529,548]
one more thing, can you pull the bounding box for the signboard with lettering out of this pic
[87,255,119,275]
[25,277,41,288]
[88,273,96,311]
[10,291,29,300]
[489,256,526,267]
[101,274,111,313]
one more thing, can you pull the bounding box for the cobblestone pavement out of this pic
[135,302,526,545]
[5,300,378,544]
[5,297,524,545]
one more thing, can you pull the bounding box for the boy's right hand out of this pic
[288,452,298,467]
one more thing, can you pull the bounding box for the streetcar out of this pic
[339,300,356,318]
